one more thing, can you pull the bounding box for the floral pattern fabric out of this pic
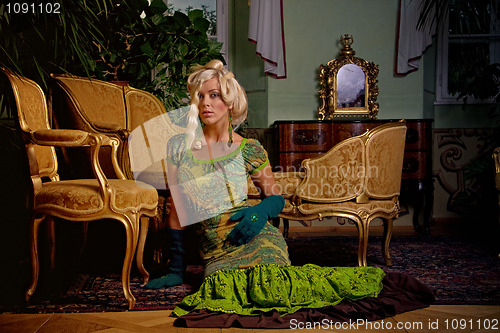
[172,264,385,317]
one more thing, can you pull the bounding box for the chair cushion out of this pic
[297,199,399,218]
[36,179,158,215]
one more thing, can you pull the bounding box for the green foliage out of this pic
[75,0,224,110]
[0,0,118,89]
[0,0,224,115]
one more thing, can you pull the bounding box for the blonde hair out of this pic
[185,60,248,148]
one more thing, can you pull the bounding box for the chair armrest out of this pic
[30,129,127,180]
[30,129,91,146]
[91,121,130,140]
[29,129,117,201]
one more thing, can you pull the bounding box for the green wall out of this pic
[269,0,425,124]
[231,0,495,129]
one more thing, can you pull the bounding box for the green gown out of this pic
[166,136,385,317]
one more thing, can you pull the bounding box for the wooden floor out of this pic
[1,305,499,332]
[1,222,499,332]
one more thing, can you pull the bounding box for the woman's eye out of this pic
[210,92,219,98]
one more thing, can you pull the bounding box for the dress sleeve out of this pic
[243,138,270,174]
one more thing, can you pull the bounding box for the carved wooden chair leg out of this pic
[382,218,394,266]
[136,216,150,284]
[26,216,43,303]
[356,218,369,267]
[121,218,138,310]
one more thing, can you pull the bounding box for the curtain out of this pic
[395,0,436,75]
[248,0,287,78]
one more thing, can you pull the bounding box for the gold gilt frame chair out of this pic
[1,68,158,310]
[282,121,407,266]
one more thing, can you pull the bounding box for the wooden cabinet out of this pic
[273,119,433,234]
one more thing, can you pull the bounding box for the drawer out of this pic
[405,120,432,151]
[402,151,432,180]
[278,152,325,171]
[331,121,381,144]
[279,122,333,152]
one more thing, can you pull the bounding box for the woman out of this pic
[145,60,386,317]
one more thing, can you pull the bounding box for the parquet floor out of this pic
[0,305,499,332]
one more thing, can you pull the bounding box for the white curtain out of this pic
[395,0,436,75]
[248,0,287,78]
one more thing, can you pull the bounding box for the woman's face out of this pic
[197,77,230,127]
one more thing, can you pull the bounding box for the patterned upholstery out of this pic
[1,68,158,310]
[296,137,365,202]
[278,121,407,267]
[51,74,176,181]
[36,179,158,215]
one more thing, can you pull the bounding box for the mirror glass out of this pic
[336,64,365,109]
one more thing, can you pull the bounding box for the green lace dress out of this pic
[167,136,385,317]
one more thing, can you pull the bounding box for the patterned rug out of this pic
[1,235,499,313]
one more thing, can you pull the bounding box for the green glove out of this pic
[228,195,285,245]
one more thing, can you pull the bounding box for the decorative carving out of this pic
[433,128,497,216]
[318,34,379,120]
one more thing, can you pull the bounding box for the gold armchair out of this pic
[282,121,407,266]
[1,68,158,310]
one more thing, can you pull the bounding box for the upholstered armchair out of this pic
[280,121,407,266]
[1,68,158,310]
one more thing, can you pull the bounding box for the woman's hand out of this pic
[228,195,285,245]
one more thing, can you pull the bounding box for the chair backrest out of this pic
[1,68,58,182]
[364,122,407,199]
[51,74,127,131]
[124,86,168,132]
[295,120,406,203]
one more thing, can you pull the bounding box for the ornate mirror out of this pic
[318,35,379,119]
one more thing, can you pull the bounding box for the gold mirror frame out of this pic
[318,35,379,120]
